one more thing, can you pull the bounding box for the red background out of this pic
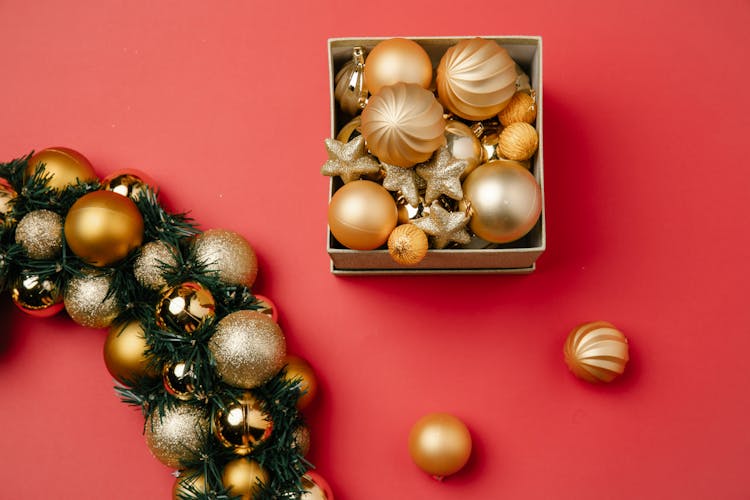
[1,1,749,499]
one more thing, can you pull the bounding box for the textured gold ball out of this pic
[498,122,539,161]
[564,321,630,383]
[214,393,273,455]
[26,147,98,190]
[192,229,258,287]
[292,425,311,457]
[283,355,318,410]
[209,310,286,389]
[133,240,178,291]
[145,404,208,469]
[364,38,432,96]
[104,321,158,385]
[102,168,157,201]
[408,413,472,477]
[64,190,144,267]
[63,271,121,328]
[15,209,63,259]
[222,458,269,500]
[155,282,216,334]
[498,91,537,126]
[328,180,398,250]
[10,272,64,317]
[172,471,207,499]
[163,361,196,400]
[445,121,483,180]
[301,471,334,500]
[388,224,429,266]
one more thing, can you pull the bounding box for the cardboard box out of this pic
[327,37,544,275]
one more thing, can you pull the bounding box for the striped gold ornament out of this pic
[564,321,629,383]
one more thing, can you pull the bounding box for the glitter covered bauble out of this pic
[15,209,63,259]
[145,404,208,469]
[163,361,196,400]
[283,355,318,410]
[445,121,483,180]
[408,413,472,478]
[564,321,630,383]
[222,458,268,500]
[172,472,207,499]
[64,271,121,328]
[208,310,286,389]
[334,47,367,115]
[460,161,542,243]
[25,147,98,191]
[11,272,64,317]
[301,471,334,500]
[328,180,398,250]
[292,425,311,457]
[104,321,158,385]
[437,38,517,120]
[497,122,539,161]
[192,229,258,288]
[361,82,446,168]
[214,393,273,455]
[155,282,216,333]
[102,168,157,201]
[64,190,144,267]
[363,38,432,96]
[388,224,428,266]
[133,240,178,291]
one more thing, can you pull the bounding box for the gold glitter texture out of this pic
[320,135,381,184]
[15,209,63,259]
[192,229,258,288]
[64,271,121,328]
[145,404,208,469]
[412,202,471,249]
[133,240,177,290]
[416,146,467,204]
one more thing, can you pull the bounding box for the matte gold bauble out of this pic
[209,310,286,389]
[192,229,258,287]
[155,282,216,333]
[15,209,63,259]
[163,361,196,400]
[252,294,278,322]
[222,458,268,500]
[497,122,539,161]
[172,471,207,499]
[498,91,537,126]
[328,180,398,250]
[283,355,318,410]
[445,121,483,180]
[104,321,158,385]
[64,190,144,267]
[334,47,368,115]
[361,82,446,167]
[364,38,432,96]
[564,321,629,383]
[408,413,472,478]
[26,147,98,190]
[301,471,334,500]
[214,393,273,455]
[64,271,121,328]
[145,404,208,469]
[388,224,428,266]
[10,272,64,317]
[460,161,542,243]
[133,240,178,291]
[102,168,157,201]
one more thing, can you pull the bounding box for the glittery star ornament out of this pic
[416,146,467,204]
[381,162,422,206]
[412,202,471,249]
[321,135,380,183]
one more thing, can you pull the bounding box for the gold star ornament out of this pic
[412,201,471,249]
[416,146,467,204]
[381,162,424,206]
[321,135,380,183]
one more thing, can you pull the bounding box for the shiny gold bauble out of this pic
[64,190,144,267]
[445,121,483,180]
[497,122,539,161]
[408,413,472,478]
[283,355,318,410]
[102,168,157,201]
[564,321,630,383]
[292,425,311,457]
[209,310,286,389]
[361,82,445,167]
[335,116,362,144]
[133,240,178,291]
[155,282,216,333]
[498,91,537,126]
[0,179,17,223]
[64,271,121,328]
[301,471,334,500]
[334,47,367,115]
[104,321,158,385]
[460,161,542,243]
[172,471,207,499]
[192,229,258,287]
[214,393,273,455]
[222,458,269,500]
[437,38,517,120]
[252,294,278,322]
[15,209,63,259]
[163,361,196,400]
[363,38,432,96]
[388,224,428,266]
[10,272,64,317]
[145,404,208,469]
[328,180,398,250]
[26,147,98,190]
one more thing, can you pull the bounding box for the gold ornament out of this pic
[145,404,208,469]
[497,122,539,161]
[15,209,63,259]
[445,121,483,180]
[292,425,311,457]
[416,146,467,204]
[133,240,178,291]
[163,361,196,400]
[192,229,258,287]
[222,458,269,500]
[283,355,318,410]
[437,38,517,120]
[10,272,64,317]
[25,147,98,191]
[64,190,144,267]
[460,161,542,243]
[252,294,278,322]
[214,393,273,455]
[361,82,446,168]
[301,471,333,500]
[334,47,368,115]
[335,115,362,144]
[388,224,429,266]
[564,321,630,383]
[471,121,504,164]
[155,282,216,333]
[0,179,17,223]
[412,202,471,249]
[328,180,398,250]
[397,199,425,224]
[381,161,423,207]
[498,91,537,126]
[102,168,156,201]
[104,321,158,385]
[408,412,472,478]
[209,310,286,389]
[172,471,207,499]
[64,271,121,328]
[363,38,432,96]
[320,135,380,184]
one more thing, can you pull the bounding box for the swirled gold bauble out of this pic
[361,82,446,168]
[445,121,483,180]
[301,471,334,500]
[10,272,64,317]
[214,393,273,455]
[437,38,517,120]
[328,180,398,250]
[222,458,268,500]
[102,168,157,201]
[172,471,207,499]
[64,271,121,328]
[133,240,178,291]
[163,361,195,400]
[25,147,98,190]
[283,355,318,410]
[155,282,216,333]
[363,38,432,96]
[145,404,208,469]
[104,321,158,385]
[64,190,144,267]
[15,209,63,260]
[192,229,258,287]
[564,321,630,383]
[408,412,472,478]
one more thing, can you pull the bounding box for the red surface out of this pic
[1,1,749,498]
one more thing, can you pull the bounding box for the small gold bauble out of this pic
[102,168,157,201]
[15,209,63,259]
[0,179,17,223]
[334,47,368,115]
[388,224,429,266]
[145,404,208,469]
[283,355,318,410]
[301,471,334,500]
[252,294,278,322]
[133,240,178,291]
[445,121,483,180]
[26,147,98,190]
[292,425,311,457]
[328,180,398,250]
[163,361,196,400]
[104,321,158,385]
[64,190,144,267]
[10,272,64,317]
[192,229,258,287]
[172,471,207,499]
[222,458,269,500]
[214,393,273,455]
[335,116,362,144]
[155,282,216,334]
[498,91,537,126]
[64,271,121,328]
[497,122,539,161]
[364,38,432,96]
[408,412,472,478]
[564,321,629,383]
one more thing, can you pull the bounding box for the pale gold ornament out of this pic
[497,122,539,161]
[498,91,537,126]
[408,413,472,478]
[363,38,432,96]
[412,202,471,249]
[328,180,398,250]
[104,321,158,385]
[172,471,207,499]
[415,146,467,204]
[564,321,629,383]
[445,121,483,179]
[25,147,98,191]
[193,229,258,287]
[133,240,178,291]
[145,404,208,469]
[214,392,273,455]
[15,209,63,259]
[321,135,381,184]
[222,458,268,500]
[64,271,121,328]
[334,47,368,115]
[388,224,429,266]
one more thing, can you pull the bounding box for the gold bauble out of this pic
[328,180,398,250]
[0,179,17,223]
[252,294,278,322]
[460,161,542,243]
[163,361,196,400]
[408,413,472,478]
[564,321,630,383]
[363,38,432,96]
[172,471,207,499]
[498,91,537,126]
[334,47,368,115]
[335,116,362,144]
[361,82,445,167]
[155,282,216,333]
[64,190,144,267]
[292,425,311,457]
[192,229,258,287]
[283,355,318,410]
[15,209,63,259]
[26,147,98,190]
[209,310,286,389]
[10,272,64,317]
[102,168,157,201]
[133,240,178,291]
[214,393,273,455]
[145,404,208,469]
[388,224,428,266]
[222,458,268,500]
[445,121,483,180]
[301,471,334,500]
[64,271,121,328]
[497,122,539,161]
[437,38,517,120]
[104,321,158,385]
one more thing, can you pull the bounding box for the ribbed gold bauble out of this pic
[104,321,158,385]
[328,180,398,250]
[15,209,63,259]
[498,91,537,126]
[214,393,273,455]
[172,471,207,499]
[10,272,64,317]
[192,229,258,287]
[145,404,208,469]
[64,190,144,267]
[445,121,483,180]
[102,168,157,201]
[283,355,318,410]
[155,282,216,333]
[26,147,98,190]
[363,38,432,96]
[64,271,121,328]
[163,361,195,400]
[408,413,472,478]
[222,458,269,500]
[564,321,630,383]
[301,471,334,500]
[497,122,539,161]
[387,224,429,266]
[133,240,178,291]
